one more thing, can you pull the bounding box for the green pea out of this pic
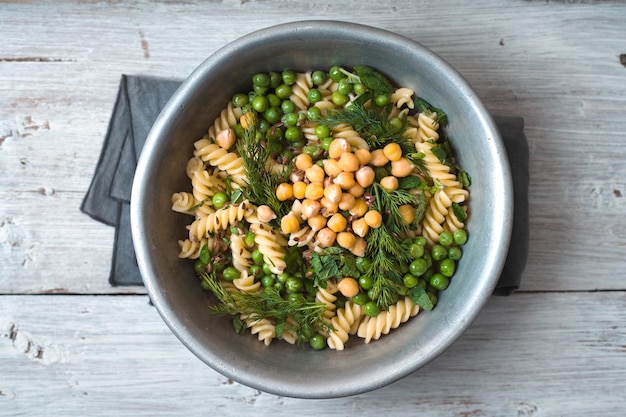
[212,191,228,209]
[309,334,326,350]
[275,84,293,99]
[403,273,419,288]
[252,84,267,95]
[273,281,284,292]
[453,229,468,245]
[307,88,322,103]
[281,99,296,114]
[374,93,390,106]
[193,259,207,274]
[251,95,269,112]
[352,292,369,305]
[286,276,303,293]
[283,112,299,126]
[409,258,428,277]
[353,83,366,95]
[430,273,449,290]
[281,70,297,85]
[249,265,261,277]
[231,93,249,108]
[414,236,428,247]
[331,91,349,106]
[358,275,373,291]
[438,230,453,247]
[307,106,322,121]
[264,107,282,124]
[262,263,272,275]
[233,124,245,138]
[428,292,438,307]
[257,118,271,133]
[439,258,456,278]
[303,145,322,159]
[432,244,448,261]
[252,73,270,88]
[448,246,462,261]
[321,136,334,151]
[337,80,353,95]
[269,71,282,88]
[284,126,302,142]
[277,272,289,283]
[257,274,272,288]
[408,242,425,259]
[244,231,255,247]
[364,301,380,317]
[267,93,281,108]
[389,117,403,132]
[252,249,264,265]
[311,70,327,86]
[291,139,305,149]
[222,266,239,282]
[314,124,330,139]
[355,257,372,273]
[328,66,346,82]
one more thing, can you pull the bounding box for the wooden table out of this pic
[2,1,625,415]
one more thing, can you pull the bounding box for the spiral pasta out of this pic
[233,269,260,293]
[315,285,338,320]
[191,168,226,203]
[357,297,419,343]
[421,189,452,245]
[326,301,363,350]
[193,138,247,186]
[230,233,253,273]
[250,222,287,274]
[177,238,207,259]
[207,101,243,140]
[171,192,196,215]
[416,111,440,142]
[245,316,276,346]
[290,72,313,110]
[331,123,369,150]
[187,201,253,240]
[391,87,415,109]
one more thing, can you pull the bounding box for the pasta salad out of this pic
[171,66,471,350]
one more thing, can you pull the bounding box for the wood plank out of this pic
[1,292,625,416]
[1,1,626,293]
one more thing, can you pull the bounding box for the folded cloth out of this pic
[81,75,528,293]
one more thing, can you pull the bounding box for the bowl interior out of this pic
[131,20,513,398]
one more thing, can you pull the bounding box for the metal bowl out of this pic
[131,20,513,399]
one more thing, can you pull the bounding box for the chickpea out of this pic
[398,204,416,224]
[280,211,300,234]
[324,183,343,203]
[338,192,356,211]
[355,165,375,188]
[364,210,383,228]
[337,277,359,298]
[349,198,369,218]
[305,182,325,200]
[215,128,236,150]
[307,214,327,231]
[337,152,360,172]
[369,149,389,167]
[294,153,313,171]
[336,231,356,250]
[351,237,367,257]
[383,142,402,162]
[391,157,414,178]
[317,227,337,247]
[292,181,307,199]
[300,198,321,219]
[380,175,399,191]
[328,138,350,159]
[327,213,348,233]
[334,171,356,190]
[275,183,294,201]
[348,183,365,198]
[320,196,339,216]
[323,158,343,177]
[257,205,277,223]
[305,164,325,183]
[351,217,370,237]
[354,148,372,165]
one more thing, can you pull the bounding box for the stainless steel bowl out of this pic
[131,20,513,399]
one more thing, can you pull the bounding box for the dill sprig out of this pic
[236,119,292,220]
[200,270,332,340]
[363,183,420,309]
[317,102,413,152]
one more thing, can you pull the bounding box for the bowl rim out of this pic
[131,19,513,398]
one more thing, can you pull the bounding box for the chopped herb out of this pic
[452,202,467,223]
[430,146,447,163]
[398,174,424,190]
[353,65,394,95]
[310,246,359,288]
[413,97,448,127]
[199,244,211,265]
[408,287,434,311]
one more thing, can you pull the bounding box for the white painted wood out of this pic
[1,293,625,416]
[1,0,626,414]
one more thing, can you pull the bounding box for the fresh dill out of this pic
[200,270,333,340]
[236,117,292,220]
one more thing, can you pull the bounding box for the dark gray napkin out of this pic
[81,75,528,293]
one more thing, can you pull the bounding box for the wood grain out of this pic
[1,0,626,414]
